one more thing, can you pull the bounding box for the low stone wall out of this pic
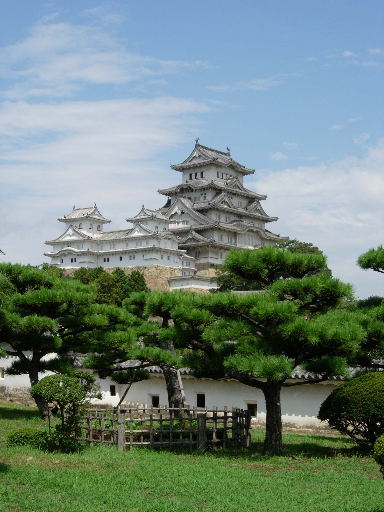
[65,265,218,292]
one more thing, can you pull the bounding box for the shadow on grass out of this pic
[0,405,41,421]
[0,462,10,473]
[165,433,371,461]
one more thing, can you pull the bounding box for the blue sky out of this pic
[0,0,383,298]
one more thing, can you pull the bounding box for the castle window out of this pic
[97,225,101,231]
[110,385,116,397]
[218,235,223,241]
[195,251,200,259]
[129,255,132,260]
[120,256,122,261]
[151,395,160,407]
[186,262,190,267]
[217,172,220,178]
[238,201,243,207]
[89,224,93,229]
[103,257,110,262]
[227,236,233,244]
[197,393,205,408]
[200,172,204,178]
[61,259,63,263]
[155,226,158,232]
[79,223,82,228]
[167,256,170,260]
[195,172,198,179]
[133,255,135,260]
[202,193,206,200]
[189,173,193,180]
[0,368,4,379]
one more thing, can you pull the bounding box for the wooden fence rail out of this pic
[78,405,251,452]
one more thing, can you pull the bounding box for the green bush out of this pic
[373,434,384,478]
[7,427,48,449]
[318,372,384,446]
[45,429,82,453]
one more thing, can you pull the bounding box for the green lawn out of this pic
[0,401,383,512]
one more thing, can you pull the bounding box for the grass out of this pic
[0,400,383,512]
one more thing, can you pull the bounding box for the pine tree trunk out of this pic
[160,365,186,408]
[263,381,283,456]
[29,367,51,419]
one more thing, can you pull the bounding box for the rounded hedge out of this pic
[7,427,48,449]
[374,434,384,479]
[318,372,384,446]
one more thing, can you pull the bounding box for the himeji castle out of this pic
[45,142,286,290]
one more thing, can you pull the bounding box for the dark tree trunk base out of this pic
[263,381,283,456]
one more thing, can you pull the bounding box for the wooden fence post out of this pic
[197,413,207,453]
[118,408,126,451]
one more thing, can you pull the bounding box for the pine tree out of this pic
[147,246,366,455]
[0,263,138,417]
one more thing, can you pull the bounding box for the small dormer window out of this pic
[189,173,193,180]
[79,223,82,229]
[155,226,158,232]
[200,172,204,178]
[89,224,93,230]
[97,225,101,231]
[195,172,198,179]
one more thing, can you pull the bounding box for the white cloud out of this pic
[82,6,125,25]
[353,132,370,145]
[0,20,206,99]
[343,51,358,57]
[367,48,383,55]
[270,151,288,161]
[208,76,282,93]
[283,141,298,150]
[304,57,317,62]
[0,96,210,265]
[249,138,384,298]
[347,117,361,124]
[330,125,342,130]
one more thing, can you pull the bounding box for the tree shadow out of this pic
[0,405,41,421]
[169,433,371,461]
[0,462,10,473]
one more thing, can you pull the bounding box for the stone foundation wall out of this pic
[65,265,218,292]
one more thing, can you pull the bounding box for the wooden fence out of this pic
[78,405,252,452]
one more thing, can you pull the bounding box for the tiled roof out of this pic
[58,205,110,223]
[158,179,266,200]
[126,206,169,223]
[171,143,254,175]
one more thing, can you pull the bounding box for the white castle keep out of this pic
[45,142,286,288]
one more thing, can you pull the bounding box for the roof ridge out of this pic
[197,143,230,157]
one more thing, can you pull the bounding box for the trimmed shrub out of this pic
[318,372,384,446]
[373,434,384,478]
[7,427,48,449]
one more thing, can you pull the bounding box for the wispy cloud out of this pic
[82,6,125,25]
[330,125,342,131]
[270,151,288,161]
[343,50,358,58]
[0,96,210,263]
[0,19,207,99]
[207,76,283,93]
[367,48,383,55]
[353,132,370,145]
[347,117,361,124]
[304,57,317,62]
[251,138,384,298]
[283,141,298,150]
